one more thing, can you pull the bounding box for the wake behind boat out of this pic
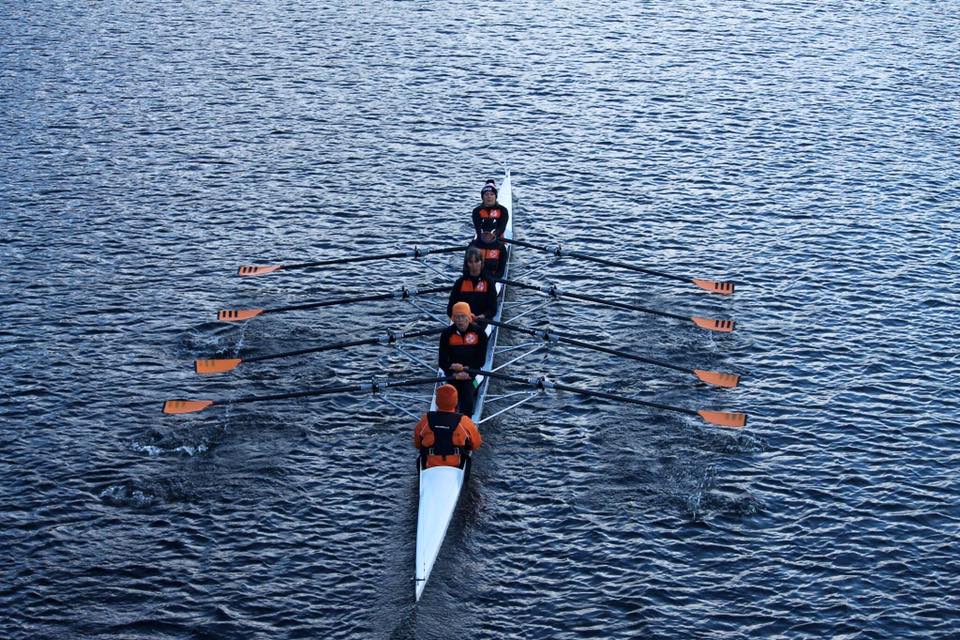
[415,170,514,601]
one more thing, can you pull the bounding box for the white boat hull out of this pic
[414,170,513,601]
[415,465,466,601]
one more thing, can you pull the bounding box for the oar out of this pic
[162,375,448,414]
[504,238,735,294]
[218,284,450,322]
[195,326,446,375]
[498,278,736,333]
[468,369,747,428]
[237,245,466,277]
[487,320,740,388]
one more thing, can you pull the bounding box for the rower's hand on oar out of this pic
[449,363,470,380]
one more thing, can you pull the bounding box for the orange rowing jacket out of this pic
[413,410,483,468]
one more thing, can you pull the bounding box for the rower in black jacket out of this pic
[468,217,508,281]
[472,179,509,240]
[438,301,489,417]
[446,247,499,327]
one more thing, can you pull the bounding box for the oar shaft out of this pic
[488,320,688,374]
[263,285,450,315]
[283,245,465,270]
[220,375,448,407]
[244,327,445,364]
[498,279,689,323]
[468,368,698,417]
[266,292,393,314]
[560,289,688,322]
[547,380,696,415]
[164,375,451,414]
[505,238,689,283]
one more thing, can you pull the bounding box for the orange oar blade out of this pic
[697,409,747,428]
[163,399,215,415]
[692,316,736,333]
[692,278,735,295]
[693,369,741,388]
[195,358,242,375]
[238,265,283,277]
[218,308,264,322]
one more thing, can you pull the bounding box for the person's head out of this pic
[436,384,458,412]
[451,301,472,331]
[481,180,497,206]
[463,246,484,276]
[479,217,498,243]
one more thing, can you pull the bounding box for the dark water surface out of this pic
[2,1,959,638]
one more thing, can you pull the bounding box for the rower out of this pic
[438,301,488,417]
[472,179,509,240]
[468,216,508,281]
[446,247,499,327]
[413,384,483,470]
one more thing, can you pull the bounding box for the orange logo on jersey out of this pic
[479,208,502,220]
[484,249,500,260]
[460,280,488,293]
[449,332,480,346]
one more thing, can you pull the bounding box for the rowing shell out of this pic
[414,170,514,601]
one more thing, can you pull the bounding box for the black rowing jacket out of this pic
[446,274,499,321]
[467,237,508,280]
[472,202,509,239]
[438,322,488,375]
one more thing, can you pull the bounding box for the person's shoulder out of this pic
[460,415,480,431]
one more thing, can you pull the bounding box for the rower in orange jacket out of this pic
[413,384,483,469]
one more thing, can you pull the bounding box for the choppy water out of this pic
[2,1,959,638]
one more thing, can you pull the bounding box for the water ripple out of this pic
[2,1,959,639]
